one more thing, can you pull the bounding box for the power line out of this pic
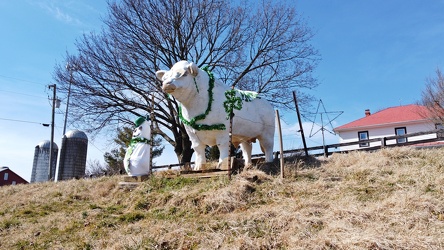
[0,89,47,99]
[0,117,47,125]
[88,140,105,155]
[0,74,46,86]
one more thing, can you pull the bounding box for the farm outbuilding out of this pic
[0,166,28,186]
[334,104,443,151]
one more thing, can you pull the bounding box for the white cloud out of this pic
[52,6,75,23]
[34,0,82,25]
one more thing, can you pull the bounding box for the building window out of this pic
[12,181,16,185]
[3,173,8,181]
[358,131,369,147]
[395,127,407,144]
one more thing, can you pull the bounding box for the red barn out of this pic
[0,166,28,186]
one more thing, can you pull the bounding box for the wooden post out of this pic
[293,91,309,157]
[276,110,285,178]
[149,94,155,175]
[321,113,328,158]
[324,146,329,158]
[227,86,235,180]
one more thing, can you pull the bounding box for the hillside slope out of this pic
[1,147,444,249]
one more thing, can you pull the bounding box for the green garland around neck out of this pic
[178,66,226,131]
[124,136,151,174]
[129,137,151,146]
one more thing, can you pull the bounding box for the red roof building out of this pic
[335,105,432,131]
[334,104,442,150]
[0,166,29,186]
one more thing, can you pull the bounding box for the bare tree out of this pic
[421,68,444,124]
[104,126,164,174]
[85,160,108,177]
[54,0,319,164]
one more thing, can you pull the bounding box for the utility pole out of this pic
[48,84,57,181]
[63,63,73,136]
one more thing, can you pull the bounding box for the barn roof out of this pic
[0,166,29,185]
[334,104,433,132]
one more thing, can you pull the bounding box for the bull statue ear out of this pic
[187,62,199,77]
[156,70,166,80]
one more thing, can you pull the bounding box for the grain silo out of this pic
[57,130,88,181]
[31,140,58,183]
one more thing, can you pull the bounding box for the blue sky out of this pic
[1,0,444,181]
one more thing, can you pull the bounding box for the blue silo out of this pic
[57,130,88,180]
[31,140,58,183]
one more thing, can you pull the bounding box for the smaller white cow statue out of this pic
[124,116,151,176]
[156,61,275,169]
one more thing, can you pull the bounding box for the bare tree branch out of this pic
[421,68,444,123]
[53,0,319,164]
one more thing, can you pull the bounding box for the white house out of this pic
[333,104,442,151]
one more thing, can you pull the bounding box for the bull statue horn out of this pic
[187,62,199,76]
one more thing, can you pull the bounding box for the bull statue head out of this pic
[156,61,199,94]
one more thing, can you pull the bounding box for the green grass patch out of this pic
[0,218,21,230]
[146,176,200,192]
[118,212,145,223]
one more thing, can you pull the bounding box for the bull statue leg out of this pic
[216,142,230,169]
[213,133,233,169]
[193,144,207,170]
[240,141,253,166]
[258,135,274,162]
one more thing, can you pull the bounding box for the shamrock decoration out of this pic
[223,89,243,119]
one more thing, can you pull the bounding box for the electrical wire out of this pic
[0,89,47,99]
[0,74,46,86]
[0,117,47,125]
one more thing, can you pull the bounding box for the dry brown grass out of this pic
[1,146,444,249]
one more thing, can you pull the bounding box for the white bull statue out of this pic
[156,60,275,169]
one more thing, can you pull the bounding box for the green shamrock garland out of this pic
[223,89,242,119]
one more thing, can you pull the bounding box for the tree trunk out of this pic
[174,130,194,164]
[180,144,194,164]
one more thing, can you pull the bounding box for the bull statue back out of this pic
[156,61,274,170]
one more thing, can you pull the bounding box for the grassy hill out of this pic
[1,147,444,249]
